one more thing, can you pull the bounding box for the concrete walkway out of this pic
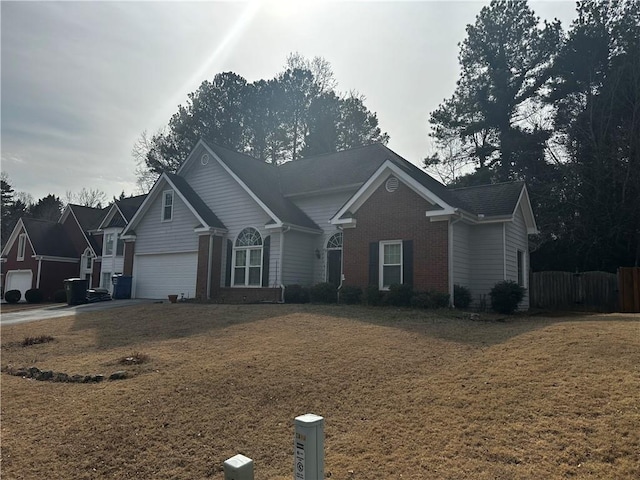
[0,299,156,326]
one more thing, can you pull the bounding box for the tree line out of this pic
[0,173,112,248]
[425,0,639,272]
[133,53,388,191]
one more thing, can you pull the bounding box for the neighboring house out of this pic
[97,195,146,293]
[1,204,106,300]
[122,140,537,308]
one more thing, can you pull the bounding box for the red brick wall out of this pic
[40,261,79,300]
[210,236,222,297]
[215,287,282,304]
[123,242,134,276]
[343,180,449,293]
[196,235,209,300]
[2,225,38,290]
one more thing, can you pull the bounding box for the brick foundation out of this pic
[213,287,282,304]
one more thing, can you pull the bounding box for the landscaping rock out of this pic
[109,371,128,380]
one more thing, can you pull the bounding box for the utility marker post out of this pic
[294,414,324,480]
[223,454,254,480]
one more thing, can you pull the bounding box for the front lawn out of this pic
[1,304,638,479]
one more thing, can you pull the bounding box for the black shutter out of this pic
[403,240,413,286]
[262,236,270,287]
[225,239,233,287]
[369,242,379,286]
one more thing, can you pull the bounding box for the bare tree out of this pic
[66,188,107,208]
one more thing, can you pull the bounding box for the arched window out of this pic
[326,232,343,250]
[233,227,263,286]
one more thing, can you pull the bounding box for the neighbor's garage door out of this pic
[5,270,33,297]
[133,252,197,299]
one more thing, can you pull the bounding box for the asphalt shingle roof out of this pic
[22,218,77,258]
[207,144,321,230]
[198,140,526,227]
[165,173,226,230]
[105,195,147,228]
[450,182,524,217]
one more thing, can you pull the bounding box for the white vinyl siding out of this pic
[469,223,505,305]
[133,252,197,299]
[282,230,315,286]
[134,180,200,255]
[451,221,471,288]
[181,146,279,286]
[505,205,530,309]
[293,191,353,284]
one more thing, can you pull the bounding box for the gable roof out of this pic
[123,172,226,236]
[68,204,107,231]
[0,217,78,259]
[196,142,321,231]
[450,182,525,217]
[23,217,78,257]
[99,195,147,229]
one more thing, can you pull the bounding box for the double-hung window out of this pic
[233,227,263,286]
[17,233,26,261]
[116,234,124,256]
[380,240,402,290]
[104,233,114,256]
[162,190,174,221]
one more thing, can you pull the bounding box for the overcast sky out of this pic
[1,0,578,202]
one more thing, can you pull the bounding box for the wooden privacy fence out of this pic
[618,267,640,313]
[530,271,618,312]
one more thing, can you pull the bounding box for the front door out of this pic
[327,250,342,287]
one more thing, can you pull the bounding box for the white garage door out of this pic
[133,252,198,299]
[5,270,33,297]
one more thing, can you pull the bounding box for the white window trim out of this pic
[379,240,403,291]
[104,232,114,256]
[162,190,174,222]
[17,233,26,261]
[231,227,263,288]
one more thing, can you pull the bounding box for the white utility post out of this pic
[224,454,254,480]
[294,414,324,480]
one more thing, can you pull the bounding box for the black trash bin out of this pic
[112,274,132,299]
[64,278,88,305]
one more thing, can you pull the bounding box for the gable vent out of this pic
[385,176,399,193]
[201,154,210,165]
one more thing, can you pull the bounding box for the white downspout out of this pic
[279,226,290,303]
[36,258,42,289]
[448,211,462,308]
[207,235,214,300]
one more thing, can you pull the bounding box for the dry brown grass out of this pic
[1,304,638,479]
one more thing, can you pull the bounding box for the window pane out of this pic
[165,192,173,206]
[249,249,261,266]
[235,250,246,267]
[116,236,124,256]
[163,205,172,221]
[383,243,401,265]
[234,268,245,285]
[383,265,401,287]
[248,267,261,285]
[105,234,114,255]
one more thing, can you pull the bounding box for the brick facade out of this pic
[215,287,282,304]
[123,241,135,276]
[343,179,449,293]
[195,235,210,300]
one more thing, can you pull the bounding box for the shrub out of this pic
[410,290,451,309]
[53,289,67,303]
[490,280,526,314]
[454,284,472,309]
[339,285,362,304]
[22,335,54,347]
[364,285,382,306]
[385,284,414,307]
[309,282,337,303]
[25,288,44,304]
[284,284,309,304]
[4,290,21,304]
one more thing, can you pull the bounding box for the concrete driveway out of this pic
[0,299,156,326]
